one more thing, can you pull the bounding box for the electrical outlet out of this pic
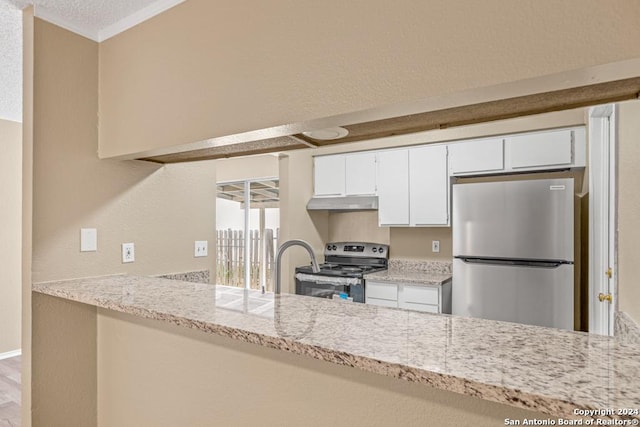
[80,228,97,252]
[432,240,440,253]
[122,243,135,263]
[195,240,208,257]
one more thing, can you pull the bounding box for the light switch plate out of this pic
[122,243,135,263]
[195,240,208,257]
[432,240,440,253]
[80,228,97,252]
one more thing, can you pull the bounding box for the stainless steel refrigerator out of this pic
[452,178,574,330]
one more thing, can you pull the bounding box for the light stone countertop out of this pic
[364,259,452,286]
[364,269,451,286]
[33,275,640,421]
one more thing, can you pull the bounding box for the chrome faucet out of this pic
[274,239,320,294]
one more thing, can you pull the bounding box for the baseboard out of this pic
[0,349,21,360]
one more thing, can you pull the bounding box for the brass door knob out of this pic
[598,293,612,303]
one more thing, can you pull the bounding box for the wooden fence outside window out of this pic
[216,228,278,290]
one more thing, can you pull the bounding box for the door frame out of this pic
[588,104,617,336]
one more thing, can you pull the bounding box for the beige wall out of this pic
[279,153,329,292]
[31,19,217,284]
[23,18,220,426]
[22,7,34,425]
[215,154,279,183]
[0,118,22,354]
[32,294,96,427]
[98,0,640,158]
[617,100,640,324]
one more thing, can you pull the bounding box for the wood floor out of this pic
[0,356,20,427]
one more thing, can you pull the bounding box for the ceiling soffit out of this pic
[141,76,640,164]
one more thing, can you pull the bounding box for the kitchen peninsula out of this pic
[32,275,640,426]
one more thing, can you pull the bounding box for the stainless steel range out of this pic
[295,242,389,302]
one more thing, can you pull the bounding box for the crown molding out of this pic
[98,0,185,42]
[34,4,99,41]
[33,0,186,43]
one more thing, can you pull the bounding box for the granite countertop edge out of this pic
[364,269,452,286]
[32,276,639,421]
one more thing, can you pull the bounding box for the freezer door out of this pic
[453,178,574,261]
[452,258,574,330]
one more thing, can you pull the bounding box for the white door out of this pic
[314,155,345,196]
[345,152,377,195]
[377,149,409,226]
[409,145,449,226]
[589,105,616,336]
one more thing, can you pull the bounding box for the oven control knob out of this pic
[326,245,332,251]
[332,245,337,250]
[378,247,384,253]
[372,247,377,253]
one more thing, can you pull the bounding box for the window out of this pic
[215,179,279,291]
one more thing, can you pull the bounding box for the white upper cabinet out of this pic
[409,145,449,226]
[313,155,345,196]
[506,129,573,169]
[448,138,504,176]
[447,127,585,177]
[345,152,377,195]
[377,149,410,226]
[377,145,449,227]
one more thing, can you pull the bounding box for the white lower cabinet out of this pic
[365,280,451,314]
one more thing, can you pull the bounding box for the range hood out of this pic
[306,196,378,212]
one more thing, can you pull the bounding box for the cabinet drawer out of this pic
[400,285,439,305]
[399,302,439,313]
[366,281,398,301]
[366,297,398,308]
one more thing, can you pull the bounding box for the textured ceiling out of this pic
[0,0,183,122]
[0,1,22,122]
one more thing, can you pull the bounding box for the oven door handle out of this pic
[295,273,361,286]
[312,279,344,286]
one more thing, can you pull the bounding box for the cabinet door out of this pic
[409,145,449,226]
[314,155,345,196]
[345,152,377,195]
[377,150,409,226]
[506,129,573,169]
[448,138,504,175]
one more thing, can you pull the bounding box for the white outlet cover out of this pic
[122,242,135,263]
[195,240,208,257]
[432,240,440,253]
[80,228,97,252]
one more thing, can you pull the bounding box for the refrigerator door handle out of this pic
[455,257,572,269]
